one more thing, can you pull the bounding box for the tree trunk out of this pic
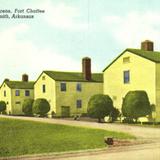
[135,118,138,123]
[98,118,101,123]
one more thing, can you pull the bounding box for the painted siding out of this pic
[55,81,103,116]
[0,82,34,115]
[155,63,160,121]
[34,73,56,116]
[34,72,103,117]
[0,83,12,114]
[104,51,156,112]
[11,89,34,114]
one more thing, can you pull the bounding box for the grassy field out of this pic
[0,118,135,157]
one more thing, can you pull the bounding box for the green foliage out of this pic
[22,99,34,116]
[0,101,6,113]
[51,111,55,117]
[87,94,114,122]
[1,111,7,115]
[0,118,135,157]
[109,107,120,122]
[150,104,156,112]
[122,91,151,120]
[80,113,88,117]
[33,98,50,117]
[122,117,135,124]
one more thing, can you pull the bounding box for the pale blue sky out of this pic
[1,0,160,82]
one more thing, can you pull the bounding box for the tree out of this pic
[122,91,151,122]
[22,99,34,116]
[87,94,114,122]
[109,107,120,122]
[33,98,50,117]
[0,101,6,113]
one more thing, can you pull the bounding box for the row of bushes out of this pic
[0,98,51,117]
[22,98,50,117]
[0,90,153,122]
[87,90,152,123]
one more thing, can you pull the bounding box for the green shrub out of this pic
[122,117,135,124]
[2,111,7,115]
[22,99,34,116]
[122,90,151,121]
[109,107,120,122]
[0,101,6,113]
[150,104,156,112]
[87,94,113,122]
[81,113,88,117]
[33,98,50,117]
[51,111,55,118]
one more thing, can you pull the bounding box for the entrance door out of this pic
[61,106,70,117]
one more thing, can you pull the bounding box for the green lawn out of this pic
[0,118,135,157]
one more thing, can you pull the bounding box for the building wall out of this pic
[34,73,103,117]
[0,82,34,115]
[104,51,156,114]
[34,73,56,116]
[155,63,160,121]
[11,88,34,115]
[0,83,12,114]
[55,81,103,116]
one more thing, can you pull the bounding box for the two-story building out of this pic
[34,57,103,117]
[103,40,160,121]
[0,74,34,115]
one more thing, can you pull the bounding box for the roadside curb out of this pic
[0,141,155,160]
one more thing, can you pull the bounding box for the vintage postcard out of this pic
[0,0,160,160]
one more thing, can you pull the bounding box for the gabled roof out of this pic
[103,48,160,72]
[4,81,34,89]
[43,71,103,82]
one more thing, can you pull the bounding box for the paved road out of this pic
[1,115,160,160]
[58,144,160,160]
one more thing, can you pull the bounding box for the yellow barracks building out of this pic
[0,74,34,115]
[103,40,160,121]
[34,57,103,117]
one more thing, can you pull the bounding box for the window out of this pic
[4,90,6,97]
[15,101,21,104]
[76,83,81,92]
[76,100,82,108]
[6,101,9,105]
[123,70,130,84]
[123,57,130,63]
[15,90,20,96]
[61,83,66,91]
[25,90,30,96]
[42,76,45,80]
[42,84,46,93]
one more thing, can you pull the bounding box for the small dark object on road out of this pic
[74,115,80,120]
[104,137,114,145]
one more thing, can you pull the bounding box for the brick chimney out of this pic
[141,40,154,51]
[82,57,91,81]
[22,74,28,82]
